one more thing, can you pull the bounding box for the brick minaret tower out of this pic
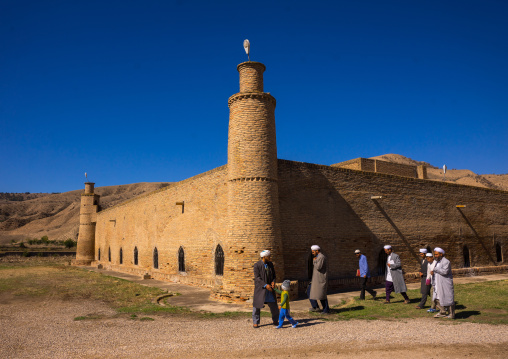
[74,182,100,265]
[222,61,285,299]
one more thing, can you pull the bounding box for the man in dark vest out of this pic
[252,250,279,328]
[416,248,431,309]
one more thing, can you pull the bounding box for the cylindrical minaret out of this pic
[74,182,100,265]
[221,61,284,299]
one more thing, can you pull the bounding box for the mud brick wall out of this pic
[94,166,229,290]
[333,158,419,178]
[331,158,362,170]
[278,159,508,283]
[375,160,417,178]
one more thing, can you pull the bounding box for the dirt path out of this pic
[1,298,506,359]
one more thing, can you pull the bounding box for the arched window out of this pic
[377,249,388,276]
[215,244,224,276]
[463,245,470,268]
[134,246,138,265]
[119,248,123,264]
[153,247,159,269]
[98,248,101,261]
[178,246,185,272]
[496,243,503,262]
[108,247,111,262]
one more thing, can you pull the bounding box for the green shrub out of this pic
[64,239,77,248]
[19,242,26,248]
[41,236,49,244]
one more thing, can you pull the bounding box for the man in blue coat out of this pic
[355,249,377,300]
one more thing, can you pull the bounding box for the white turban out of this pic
[311,245,320,251]
[419,248,427,253]
[434,247,445,254]
[383,245,392,249]
[260,250,271,258]
[354,249,361,254]
[426,253,433,257]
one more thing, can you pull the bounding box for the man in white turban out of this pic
[252,250,279,328]
[384,245,410,304]
[425,252,438,313]
[431,247,455,319]
[308,245,329,313]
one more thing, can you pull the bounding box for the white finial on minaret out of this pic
[243,39,250,61]
[85,172,88,180]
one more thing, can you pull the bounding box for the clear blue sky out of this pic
[1,0,507,193]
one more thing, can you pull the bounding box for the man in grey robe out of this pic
[416,248,431,309]
[252,250,279,328]
[431,247,455,319]
[384,245,410,304]
[309,245,329,313]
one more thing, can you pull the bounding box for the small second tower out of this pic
[73,182,100,265]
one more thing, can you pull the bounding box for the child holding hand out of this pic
[274,280,298,329]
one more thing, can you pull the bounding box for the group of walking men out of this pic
[356,245,455,318]
[253,244,456,327]
[355,245,456,319]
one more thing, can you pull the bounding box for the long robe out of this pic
[253,260,276,309]
[433,256,455,306]
[386,252,407,293]
[309,253,328,300]
[420,258,429,295]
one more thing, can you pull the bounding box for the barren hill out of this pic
[0,182,171,245]
[370,154,508,191]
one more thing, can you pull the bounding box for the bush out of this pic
[64,239,77,248]
[19,242,26,248]
[41,236,49,244]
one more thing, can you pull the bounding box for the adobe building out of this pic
[74,59,508,301]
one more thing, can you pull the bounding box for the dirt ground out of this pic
[1,296,507,359]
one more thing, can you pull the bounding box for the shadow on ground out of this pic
[455,310,481,319]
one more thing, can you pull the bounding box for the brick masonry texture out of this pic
[278,159,508,283]
[332,157,425,178]
[78,60,507,301]
[74,182,99,265]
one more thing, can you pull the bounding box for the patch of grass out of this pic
[0,261,184,316]
[74,314,103,321]
[323,280,508,324]
[139,317,155,321]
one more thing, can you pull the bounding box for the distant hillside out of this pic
[369,154,437,169]
[0,182,171,245]
[0,193,52,202]
[370,154,508,191]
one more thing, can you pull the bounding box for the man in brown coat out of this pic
[252,250,279,328]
